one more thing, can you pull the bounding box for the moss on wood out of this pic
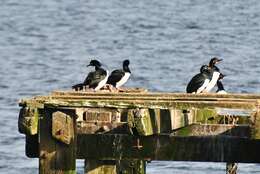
[18,107,39,135]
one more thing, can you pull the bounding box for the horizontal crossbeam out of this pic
[77,134,260,162]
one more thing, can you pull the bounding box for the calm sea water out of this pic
[0,0,260,173]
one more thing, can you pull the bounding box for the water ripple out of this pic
[1,0,260,173]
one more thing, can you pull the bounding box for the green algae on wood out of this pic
[51,91,260,100]
[250,101,260,139]
[173,124,250,137]
[117,160,146,174]
[18,107,39,135]
[85,160,116,174]
[77,134,260,162]
[43,99,257,110]
[39,108,77,174]
[128,109,154,136]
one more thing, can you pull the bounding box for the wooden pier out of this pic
[18,89,260,174]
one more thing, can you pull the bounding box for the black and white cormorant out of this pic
[186,65,211,93]
[204,57,223,92]
[72,59,109,91]
[216,73,227,94]
[107,59,131,89]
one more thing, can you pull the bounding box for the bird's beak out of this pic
[86,64,91,67]
[217,59,223,63]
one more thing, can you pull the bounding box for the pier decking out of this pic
[18,89,260,174]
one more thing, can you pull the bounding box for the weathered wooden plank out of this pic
[18,107,39,135]
[49,96,258,104]
[39,108,76,174]
[127,109,154,136]
[52,111,74,145]
[172,124,250,137]
[75,108,121,123]
[24,124,251,159]
[116,160,146,174]
[20,91,260,111]
[127,108,217,136]
[25,134,39,158]
[77,134,260,162]
[48,95,258,104]
[120,107,250,136]
[51,91,260,100]
[77,122,128,134]
[226,163,237,174]
[44,99,256,110]
[85,160,116,174]
[250,102,260,139]
[19,98,47,108]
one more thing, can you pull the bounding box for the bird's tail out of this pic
[72,83,85,91]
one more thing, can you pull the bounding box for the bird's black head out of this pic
[123,59,131,73]
[209,57,223,67]
[123,59,130,66]
[87,59,102,68]
[200,65,210,73]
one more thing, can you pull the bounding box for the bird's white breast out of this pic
[196,79,210,93]
[205,71,220,92]
[116,72,131,88]
[94,70,109,91]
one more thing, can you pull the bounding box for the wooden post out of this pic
[18,91,260,174]
[25,134,39,158]
[226,163,237,174]
[39,108,77,174]
[251,101,260,139]
[85,160,116,174]
[117,160,146,174]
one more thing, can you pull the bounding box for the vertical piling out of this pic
[226,163,237,174]
[117,160,146,174]
[85,160,116,174]
[251,101,260,139]
[39,109,77,174]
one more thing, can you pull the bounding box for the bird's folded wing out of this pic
[107,70,125,84]
[87,69,107,87]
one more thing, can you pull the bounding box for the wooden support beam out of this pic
[85,160,116,174]
[77,132,260,162]
[251,102,260,139]
[44,99,256,110]
[18,107,39,135]
[39,109,77,174]
[23,124,250,159]
[173,124,250,137]
[77,122,128,134]
[20,91,260,112]
[84,160,146,174]
[127,108,249,136]
[25,134,39,158]
[51,91,260,100]
[117,160,146,174]
[226,163,237,174]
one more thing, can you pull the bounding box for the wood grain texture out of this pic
[77,133,260,162]
[39,108,76,174]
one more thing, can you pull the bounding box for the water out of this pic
[0,0,260,173]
